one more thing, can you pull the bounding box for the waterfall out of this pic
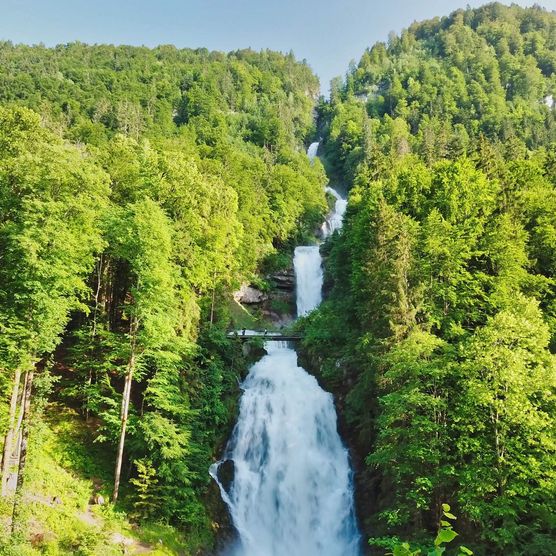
[307,141,319,162]
[322,187,348,238]
[211,142,359,556]
[293,246,323,317]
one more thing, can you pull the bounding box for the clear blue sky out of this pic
[2,0,555,92]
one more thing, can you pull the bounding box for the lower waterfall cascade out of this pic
[210,142,361,556]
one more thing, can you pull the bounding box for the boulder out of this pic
[217,459,235,495]
[233,284,268,304]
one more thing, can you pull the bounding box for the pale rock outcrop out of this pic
[233,284,268,304]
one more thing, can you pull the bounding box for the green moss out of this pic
[260,250,293,274]
[270,298,292,315]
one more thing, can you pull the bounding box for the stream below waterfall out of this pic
[210,143,361,556]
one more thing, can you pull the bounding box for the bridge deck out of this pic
[228,332,302,341]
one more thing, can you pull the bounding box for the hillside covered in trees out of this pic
[2,2,556,555]
[0,43,327,553]
[302,3,556,555]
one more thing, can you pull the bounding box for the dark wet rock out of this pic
[269,269,295,291]
[242,342,267,361]
[217,459,235,495]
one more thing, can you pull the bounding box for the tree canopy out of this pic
[302,3,556,555]
[0,43,326,552]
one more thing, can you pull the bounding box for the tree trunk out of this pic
[210,287,216,325]
[113,316,138,503]
[13,372,29,457]
[210,271,217,325]
[113,357,134,502]
[10,368,34,534]
[1,369,21,496]
[86,254,104,422]
[92,254,103,338]
[492,408,504,496]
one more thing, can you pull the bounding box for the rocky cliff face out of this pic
[233,268,296,329]
[263,269,296,327]
[269,269,295,291]
[234,284,268,304]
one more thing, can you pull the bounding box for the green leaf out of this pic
[435,528,458,546]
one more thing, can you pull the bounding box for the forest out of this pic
[302,2,556,555]
[0,2,555,555]
[0,43,327,553]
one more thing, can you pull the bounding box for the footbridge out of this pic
[227,330,303,342]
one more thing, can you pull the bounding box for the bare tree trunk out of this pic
[85,369,93,423]
[2,370,28,496]
[13,372,29,454]
[1,369,21,496]
[210,287,216,325]
[92,255,103,339]
[492,408,504,496]
[10,368,34,535]
[113,317,137,503]
[210,271,217,325]
[86,254,104,422]
[113,357,134,502]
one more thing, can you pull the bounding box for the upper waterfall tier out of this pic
[307,141,319,162]
[322,187,347,238]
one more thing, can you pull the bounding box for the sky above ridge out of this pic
[2,0,556,93]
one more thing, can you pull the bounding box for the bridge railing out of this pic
[227,330,302,341]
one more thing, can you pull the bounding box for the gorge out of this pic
[211,144,361,556]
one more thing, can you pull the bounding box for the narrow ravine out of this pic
[211,143,360,556]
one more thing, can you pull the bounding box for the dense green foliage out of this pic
[321,2,556,184]
[3,4,556,554]
[0,42,325,552]
[303,3,556,555]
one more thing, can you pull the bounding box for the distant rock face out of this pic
[260,309,294,328]
[233,284,268,304]
[232,270,295,328]
[269,269,295,291]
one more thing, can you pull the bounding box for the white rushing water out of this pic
[322,187,348,238]
[293,246,323,317]
[307,140,319,161]
[211,141,359,556]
